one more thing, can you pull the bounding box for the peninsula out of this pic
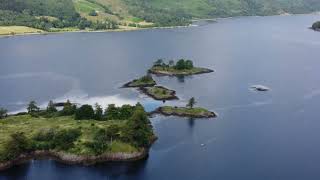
[148,59,213,76]
[0,101,155,171]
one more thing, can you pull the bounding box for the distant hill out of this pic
[1,0,320,31]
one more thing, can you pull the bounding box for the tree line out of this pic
[24,100,141,121]
[153,59,194,70]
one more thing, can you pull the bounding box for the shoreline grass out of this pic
[0,26,44,36]
[0,115,136,156]
[0,23,192,37]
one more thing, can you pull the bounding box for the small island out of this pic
[312,21,320,31]
[151,98,216,118]
[148,59,214,76]
[140,86,178,101]
[0,101,155,171]
[123,74,156,88]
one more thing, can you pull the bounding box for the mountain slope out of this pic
[123,0,320,18]
[0,0,320,32]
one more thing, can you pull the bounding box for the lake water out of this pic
[1,14,320,180]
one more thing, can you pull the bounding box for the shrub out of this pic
[2,132,32,161]
[60,100,76,116]
[0,108,8,119]
[53,129,81,150]
[27,101,40,113]
[94,103,103,120]
[88,10,97,16]
[32,128,81,151]
[85,129,110,155]
[46,100,57,113]
[33,128,56,142]
[122,106,153,147]
[75,104,95,120]
[104,104,135,120]
[140,75,153,82]
[185,60,194,69]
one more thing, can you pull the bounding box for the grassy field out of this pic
[0,115,137,155]
[0,26,43,36]
[73,0,147,26]
[148,0,216,18]
[95,0,131,17]
[74,0,105,13]
[73,0,117,21]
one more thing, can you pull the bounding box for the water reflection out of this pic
[188,118,195,128]
[176,75,184,83]
[0,158,149,180]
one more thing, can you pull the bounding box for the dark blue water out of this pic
[1,14,320,180]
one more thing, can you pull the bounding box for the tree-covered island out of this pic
[123,74,156,88]
[312,21,320,31]
[148,59,213,76]
[140,86,178,101]
[151,98,216,118]
[0,101,156,171]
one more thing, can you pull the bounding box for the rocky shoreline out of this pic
[0,149,148,171]
[148,68,214,76]
[150,107,217,118]
[311,28,320,32]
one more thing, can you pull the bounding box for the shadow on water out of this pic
[0,161,32,179]
[0,157,149,180]
[88,157,149,178]
[188,118,195,129]
[176,75,185,83]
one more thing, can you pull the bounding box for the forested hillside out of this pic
[123,0,320,24]
[126,0,320,18]
[0,0,117,31]
[0,0,320,32]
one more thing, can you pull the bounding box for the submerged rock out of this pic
[251,85,270,91]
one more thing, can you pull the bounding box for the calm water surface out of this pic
[1,14,320,180]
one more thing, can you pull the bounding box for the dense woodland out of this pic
[1,0,320,29]
[124,0,320,26]
[0,0,118,30]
